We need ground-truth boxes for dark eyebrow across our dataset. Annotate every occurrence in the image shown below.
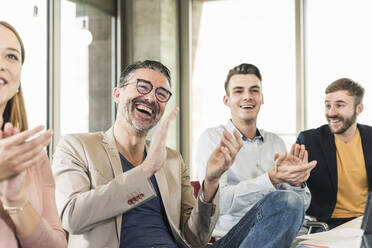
[137,78,150,83]
[137,78,171,91]
[325,100,347,104]
[232,86,244,90]
[250,85,261,90]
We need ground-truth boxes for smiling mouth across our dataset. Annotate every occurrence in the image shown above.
[329,119,341,123]
[240,105,254,109]
[135,104,153,116]
[327,116,344,126]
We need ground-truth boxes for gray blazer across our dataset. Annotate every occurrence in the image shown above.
[52,127,219,248]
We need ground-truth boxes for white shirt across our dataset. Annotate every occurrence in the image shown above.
[195,120,311,231]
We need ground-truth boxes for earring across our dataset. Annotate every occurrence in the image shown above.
[16,88,19,93]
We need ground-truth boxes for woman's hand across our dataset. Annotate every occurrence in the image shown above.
[0,119,53,205]
[0,123,25,207]
[0,117,53,181]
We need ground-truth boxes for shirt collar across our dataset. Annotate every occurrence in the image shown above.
[225,119,264,142]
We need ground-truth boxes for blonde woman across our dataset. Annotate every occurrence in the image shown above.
[0,21,67,247]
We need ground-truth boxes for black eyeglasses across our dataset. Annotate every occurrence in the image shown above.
[122,78,172,103]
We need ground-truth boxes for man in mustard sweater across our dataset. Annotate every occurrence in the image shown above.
[297,78,372,229]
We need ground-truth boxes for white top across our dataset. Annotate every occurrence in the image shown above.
[196,120,311,231]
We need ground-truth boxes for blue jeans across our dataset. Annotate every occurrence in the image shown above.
[209,190,304,248]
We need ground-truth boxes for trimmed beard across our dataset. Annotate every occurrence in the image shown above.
[123,97,161,135]
[327,108,357,135]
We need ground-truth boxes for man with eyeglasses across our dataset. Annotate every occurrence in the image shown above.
[52,60,276,248]
[196,63,317,246]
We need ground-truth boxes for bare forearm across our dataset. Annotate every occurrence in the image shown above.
[202,179,219,203]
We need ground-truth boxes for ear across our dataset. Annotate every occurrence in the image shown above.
[113,87,120,104]
[261,93,264,105]
[356,103,364,115]
[223,95,230,107]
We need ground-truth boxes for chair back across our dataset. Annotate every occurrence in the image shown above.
[190,181,201,198]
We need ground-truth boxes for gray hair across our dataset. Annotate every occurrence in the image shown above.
[119,60,171,87]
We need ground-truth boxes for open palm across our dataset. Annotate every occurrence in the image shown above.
[205,129,243,183]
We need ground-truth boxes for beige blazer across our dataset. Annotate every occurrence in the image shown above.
[52,127,219,248]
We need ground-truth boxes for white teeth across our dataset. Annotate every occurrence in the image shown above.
[329,119,341,124]
[241,105,253,109]
[136,105,153,114]
[0,79,5,85]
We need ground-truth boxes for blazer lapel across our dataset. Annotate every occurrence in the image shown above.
[144,142,170,213]
[152,148,180,229]
[321,126,338,193]
[358,124,372,190]
[102,127,123,241]
[155,168,170,212]
[155,164,183,233]
[102,127,123,177]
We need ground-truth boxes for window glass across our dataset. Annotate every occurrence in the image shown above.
[0,0,47,129]
[305,0,372,129]
[60,0,116,135]
[191,0,295,177]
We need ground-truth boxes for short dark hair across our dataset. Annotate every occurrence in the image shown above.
[119,60,171,87]
[224,63,262,95]
[326,78,365,105]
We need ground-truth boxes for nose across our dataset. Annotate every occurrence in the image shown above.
[327,104,337,116]
[143,88,157,102]
[242,90,252,101]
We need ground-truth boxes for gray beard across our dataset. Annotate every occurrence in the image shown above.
[124,106,157,137]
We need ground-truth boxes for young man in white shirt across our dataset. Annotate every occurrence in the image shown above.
[196,63,317,245]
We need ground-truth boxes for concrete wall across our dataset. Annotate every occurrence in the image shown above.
[129,0,180,151]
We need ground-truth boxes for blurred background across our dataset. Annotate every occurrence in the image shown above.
[2,0,371,179]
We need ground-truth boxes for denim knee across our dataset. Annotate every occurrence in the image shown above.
[266,190,304,215]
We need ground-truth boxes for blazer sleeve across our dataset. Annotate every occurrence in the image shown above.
[52,134,157,234]
[18,155,67,248]
[178,153,219,247]
[296,132,305,145]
